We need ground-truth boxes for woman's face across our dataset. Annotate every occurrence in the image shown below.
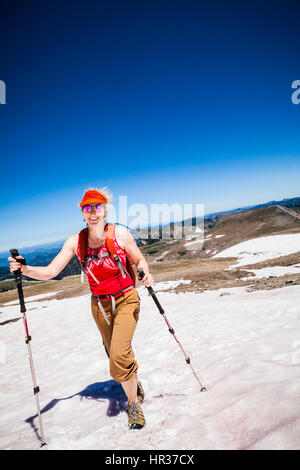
[82,204,106,226]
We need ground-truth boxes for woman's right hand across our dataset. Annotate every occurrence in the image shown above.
[8,256,26,274]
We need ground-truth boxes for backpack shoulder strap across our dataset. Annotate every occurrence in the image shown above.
[79,227,89,269]
[105,223,136,286]
[126,256,136,287]
[104,223,115,256]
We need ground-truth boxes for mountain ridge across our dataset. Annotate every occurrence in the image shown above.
[1,196,299,281]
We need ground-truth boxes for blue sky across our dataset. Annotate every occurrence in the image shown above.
[0,0,300,251]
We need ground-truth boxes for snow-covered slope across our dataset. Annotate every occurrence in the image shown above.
[1,281,300,450]
[213,233,300,267]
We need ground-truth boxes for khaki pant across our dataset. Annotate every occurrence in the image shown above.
[91,288,140,383]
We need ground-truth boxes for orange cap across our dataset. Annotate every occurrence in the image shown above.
[79,190,108,207]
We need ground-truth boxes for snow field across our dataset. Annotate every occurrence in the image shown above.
[0,282,300,450]
[213,233,300,267]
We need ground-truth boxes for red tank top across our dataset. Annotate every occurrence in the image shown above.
[77,225,134,297]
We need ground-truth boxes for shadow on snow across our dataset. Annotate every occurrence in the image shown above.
[25,379,127,444]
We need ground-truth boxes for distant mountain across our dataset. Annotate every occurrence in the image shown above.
[140,204,300,262]
[0,240,66,280]
[204,196,300,219]
[0,252,81,281]
[1,197,299,280]
[199,204,300,259]
[0,240,65,268]
[137,197,300,245]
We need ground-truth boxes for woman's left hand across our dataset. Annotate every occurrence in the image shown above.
[141,271,154,287]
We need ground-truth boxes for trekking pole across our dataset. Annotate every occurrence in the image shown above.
[137,268,206,392]
[9,249,47,447]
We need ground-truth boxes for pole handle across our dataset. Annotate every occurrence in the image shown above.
[9,248,26,264]
[137,267,155,294]
[9,248,22,278]
[137,267,145,280]
[10,248,20,258]
[9,248,26,309]
[9,248,26,277]
[137,268,164,313]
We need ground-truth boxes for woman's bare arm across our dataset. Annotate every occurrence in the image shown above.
[8,234,79,281]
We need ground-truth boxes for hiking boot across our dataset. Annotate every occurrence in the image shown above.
[137,381,145,404]
[127,400,145,430]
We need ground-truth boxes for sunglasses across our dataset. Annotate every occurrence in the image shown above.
[82,204,104,212]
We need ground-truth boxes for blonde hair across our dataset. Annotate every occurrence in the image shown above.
[92,186,112,208]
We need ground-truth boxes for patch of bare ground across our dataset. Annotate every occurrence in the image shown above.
[0,317,21,326]
[145,257,253,293]
[1,251,300,311]
[0,275,90,308]
[146,252,300,294]
[243,274,300,292]
[237,251,300,270]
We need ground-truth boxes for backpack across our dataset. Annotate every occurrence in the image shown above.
[79,223,136,286]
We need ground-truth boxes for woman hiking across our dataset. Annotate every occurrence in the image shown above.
[8,188,153,430]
